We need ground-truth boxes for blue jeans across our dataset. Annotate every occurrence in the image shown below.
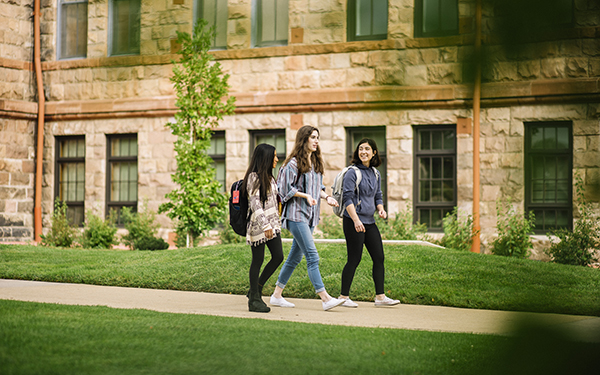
[276,220,325,293]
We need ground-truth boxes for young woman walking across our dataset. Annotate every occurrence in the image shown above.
[338,138,400,307]
[270,125,344,311]
[241,143,284,313]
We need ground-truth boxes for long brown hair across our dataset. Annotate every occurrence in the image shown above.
[282,125,324,175]
[241,143,276,205]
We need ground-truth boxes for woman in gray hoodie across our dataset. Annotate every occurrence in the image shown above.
[339,138,400,308]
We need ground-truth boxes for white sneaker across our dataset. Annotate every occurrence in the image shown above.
[375,296,400,306]
[340,298,358,308]
[270,295,295,308]
[322,298,345,311]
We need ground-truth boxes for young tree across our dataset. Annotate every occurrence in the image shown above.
[159,20,236,246]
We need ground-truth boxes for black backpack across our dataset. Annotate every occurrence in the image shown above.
[229,179,250,236]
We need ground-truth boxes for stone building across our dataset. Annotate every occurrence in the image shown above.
[1,0,599,255]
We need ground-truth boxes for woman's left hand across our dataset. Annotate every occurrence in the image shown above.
[265,228,274,239]
[378,209,387,219]
[326,196,339,207]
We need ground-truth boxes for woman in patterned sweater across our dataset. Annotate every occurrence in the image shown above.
[241,143,284,313]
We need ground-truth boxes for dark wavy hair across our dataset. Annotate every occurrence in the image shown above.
[241,143,277,205]
[351,138,382,168]
[282,125,324,175]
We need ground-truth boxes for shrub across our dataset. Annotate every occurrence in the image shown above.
[80,211,117,249]
[547,174,599,267]
[490,199,535,258]
[440,207,477,252]
[121,204,160,250]
[378,202,427,240]
[134,236,170,251]
[317,215,344,239]
[40,199,78,248]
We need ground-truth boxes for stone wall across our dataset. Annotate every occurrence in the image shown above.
[0,117,36,241]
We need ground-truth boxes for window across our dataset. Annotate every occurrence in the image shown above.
[346,127,387,207]
[525,122,572,233]
[414,126,456,231]
[195,0,228,49]
[109,0,141,56]
[414,0,458,38]
[209,131,226,192]
[55,136,85,226]
[58,0,88,59]
[107,135,138,225]
[250,130,286,177]
[347,0,388,42]
[253,0,288,47]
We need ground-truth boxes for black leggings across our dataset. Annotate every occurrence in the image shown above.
[341,216,385,296]
[250,234,284,293]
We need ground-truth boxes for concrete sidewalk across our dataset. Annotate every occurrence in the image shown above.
[1,279,599,342]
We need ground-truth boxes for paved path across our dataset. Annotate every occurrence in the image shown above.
[1,279,599,342]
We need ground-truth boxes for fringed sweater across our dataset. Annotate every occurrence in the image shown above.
[246,173,282,246]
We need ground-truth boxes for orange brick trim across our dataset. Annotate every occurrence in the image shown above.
[0,57,33,71]
[0,99,38,120]
[40,80,600,121]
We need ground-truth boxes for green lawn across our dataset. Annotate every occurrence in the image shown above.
[3,299,598,375]
[1,243,599,316]
[1,243,599,374]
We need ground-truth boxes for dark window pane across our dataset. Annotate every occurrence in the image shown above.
[423,0,440,34]
[372,0,388,35]
[431,181,442,201]
[420,180,430,202]
[443,157,453,179]
[532,181,544,203]
[420,131,430,150]
[532,156,544,179]
[443,130,454,150]
[556,210,569,228]
[440,0,458,31]
[443,180,453,202]
[432,157,442,178]
[419,158,430,179]
[419,209,430,227]
[357,0,372,36]
[531,127,543,149]
[556,181,569,202]
[556,127,569,149]
[544,181,556,202]
[431,131,442,149]
[543,127,556,149]
[544,157,556,179]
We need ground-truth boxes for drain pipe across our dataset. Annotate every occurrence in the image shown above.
[33,0,45,242]
[471,0,482,253]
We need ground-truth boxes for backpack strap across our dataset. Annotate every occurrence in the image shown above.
[350,166,363,207]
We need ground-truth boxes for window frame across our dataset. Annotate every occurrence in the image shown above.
[108,0,141,56]
[413,125,457,232]
[57,0,89,60]
[106,134,138,226]
[209,131,226,192]
[252,0,289,48]
[346,126,387,208]
[414,0,459,38]
[54,135,86,227]
[524,121,573,233]
[347,0,388,42]
[194,0,228,50]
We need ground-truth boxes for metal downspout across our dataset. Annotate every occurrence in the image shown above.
[33,0,45,242]
[471,0,482,253]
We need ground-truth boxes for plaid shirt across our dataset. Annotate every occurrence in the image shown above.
[277,157,325,229]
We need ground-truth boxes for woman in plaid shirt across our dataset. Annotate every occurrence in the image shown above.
[269,125,345,311]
